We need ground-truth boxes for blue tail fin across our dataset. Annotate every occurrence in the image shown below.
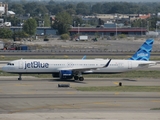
[129,38,154,61]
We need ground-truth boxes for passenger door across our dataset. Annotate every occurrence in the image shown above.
[19,60,23,69]
[128,61,132,69]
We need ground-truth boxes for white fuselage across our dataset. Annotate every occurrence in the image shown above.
[86,59,155,74]
[2,59,156,74]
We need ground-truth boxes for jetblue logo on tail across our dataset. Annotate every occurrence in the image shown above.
[129,38,154,61]
[137,53,148,57]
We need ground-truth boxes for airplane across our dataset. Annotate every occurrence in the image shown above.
[2,38,156,81]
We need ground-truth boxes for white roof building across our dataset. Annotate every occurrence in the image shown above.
[7,11,15,16]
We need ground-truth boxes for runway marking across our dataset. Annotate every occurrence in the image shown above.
[15,84,33,86]
[114,92,119,95]
[65,92,75,94]
[8,100,122,113]
[113,82,119,85]
[152,100,160,103]
[93,101,121,107]
[21,92,36,94]
[9,103,80,113]
[94,102,107,104]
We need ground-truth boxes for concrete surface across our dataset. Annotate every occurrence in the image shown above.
[0,77,160,120]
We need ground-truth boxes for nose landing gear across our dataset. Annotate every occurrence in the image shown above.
[18,74,22,80]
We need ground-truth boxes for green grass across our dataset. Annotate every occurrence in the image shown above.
[74,86,160,92]
[150,108,160,110]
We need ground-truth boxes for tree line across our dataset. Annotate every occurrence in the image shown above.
[1,1,160,38]
[6,1,160,16]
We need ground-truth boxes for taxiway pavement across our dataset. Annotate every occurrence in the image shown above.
[0,77,160,120]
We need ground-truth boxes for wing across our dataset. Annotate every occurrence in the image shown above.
[57,59,111,72]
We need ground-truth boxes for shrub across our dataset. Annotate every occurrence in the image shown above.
[118,34,127,38]
[0,28,13,38]
[60,34,70,40]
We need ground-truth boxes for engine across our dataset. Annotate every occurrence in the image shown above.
[59,70,73,79]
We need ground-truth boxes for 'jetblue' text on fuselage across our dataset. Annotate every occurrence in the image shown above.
[25,61,49,69]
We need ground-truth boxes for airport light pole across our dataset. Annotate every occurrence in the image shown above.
[141,21,142,36]
[156,23,158,37]
[74,21,75,27]
[115,23,117,40]
[147,21,149,32]
[78,24,79,35]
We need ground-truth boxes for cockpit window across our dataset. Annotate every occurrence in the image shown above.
[7,63,14,66]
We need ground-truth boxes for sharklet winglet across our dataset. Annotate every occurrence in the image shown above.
[103,59,111,67]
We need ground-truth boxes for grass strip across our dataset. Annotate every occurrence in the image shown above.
[74,86,160,92]
[150,108,160,110]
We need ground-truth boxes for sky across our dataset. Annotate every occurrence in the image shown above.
[55,0,160,2]
[10,0,160,2]
[87,0,158,1]
[69,0,160,2]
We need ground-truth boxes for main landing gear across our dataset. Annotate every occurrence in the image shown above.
[74,75,84,81]
[18,74,22,80]
[74,72,84,81]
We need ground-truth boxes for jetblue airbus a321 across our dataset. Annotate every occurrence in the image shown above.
[2,38,156,81]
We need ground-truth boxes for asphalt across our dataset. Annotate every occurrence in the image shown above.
[0,77,160,120]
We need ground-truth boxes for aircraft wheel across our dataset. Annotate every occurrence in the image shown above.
[74,76,79,80]
[18,74,22,80]
[79,77,84,81]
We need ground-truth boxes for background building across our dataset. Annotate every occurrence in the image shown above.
[69,27,147,36]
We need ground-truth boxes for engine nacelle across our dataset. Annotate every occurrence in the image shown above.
[59,70,73,79]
